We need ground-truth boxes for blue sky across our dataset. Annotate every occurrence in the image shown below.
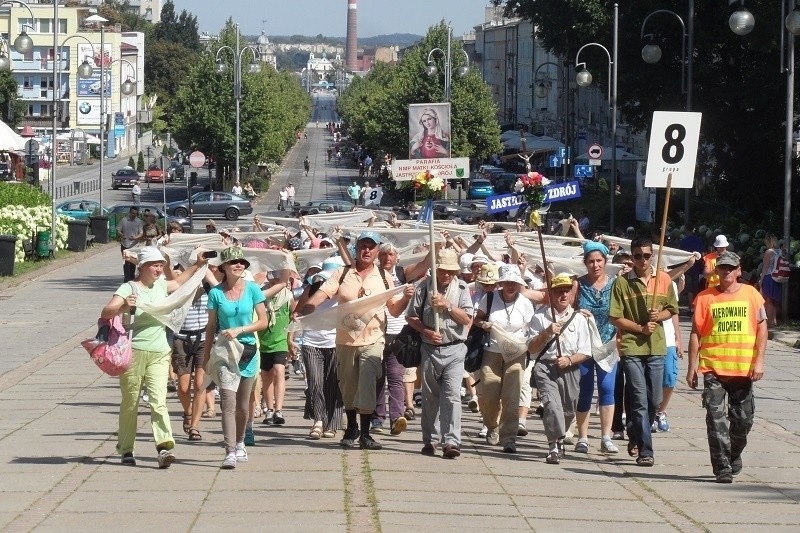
[172,0,490,38]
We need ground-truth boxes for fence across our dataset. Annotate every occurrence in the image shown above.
[40,177,102,201]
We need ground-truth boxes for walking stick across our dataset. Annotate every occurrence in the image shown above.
[536,224,563,359]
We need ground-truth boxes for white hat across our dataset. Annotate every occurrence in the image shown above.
[497,264,525,286]
[137,246,165,265]
[713,235,729,248]
[471,254,489,266]
[459,253,474,274]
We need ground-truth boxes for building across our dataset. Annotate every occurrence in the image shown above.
[2,3,144,161]
[82,0,162,23]
[256,30,277,70]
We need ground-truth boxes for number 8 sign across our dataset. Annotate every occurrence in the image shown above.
[645,111,702,189]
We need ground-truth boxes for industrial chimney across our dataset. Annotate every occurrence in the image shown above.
[346,0,357,70]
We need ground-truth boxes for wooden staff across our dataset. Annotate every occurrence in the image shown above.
[536,223,563,359]
[426,199,439,332]
[649,173,672,310]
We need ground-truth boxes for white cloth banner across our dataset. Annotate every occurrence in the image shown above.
[203,336,242,392]
[301,210,374,233]
[586,315,618,372]
[136,265,208,333]
[339,227,444,249]
[490,323,530,363]
[288,285,407,341]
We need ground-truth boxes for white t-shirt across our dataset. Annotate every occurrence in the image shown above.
[528,305,591,362]
[479,292,535,352]
[385,267,407,335]
[232,185,243,196]
[302,298,336,348]
[118,216,143,248]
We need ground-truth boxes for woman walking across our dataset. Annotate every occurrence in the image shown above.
[203,247,268,469]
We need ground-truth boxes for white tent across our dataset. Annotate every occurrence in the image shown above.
[575,146,645,161]
[502,134,565,153]
[0,120,26,151]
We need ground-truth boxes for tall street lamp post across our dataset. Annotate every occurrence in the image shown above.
[533,61,566,178]
[575,3,618,233]
[425,25,469,102]
[216,24,261,187]
[640,2,694,226]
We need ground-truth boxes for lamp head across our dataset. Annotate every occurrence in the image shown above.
[641,43,662,64]
[729,8,755,36]
[576,68,593,87]
[535,82,549,99]
[121,78,135,95]
[786,8,800,35]
[426,61,438,77]
[248,61,261,74]
[456,64,469,77]
[13,31,33,54]
[215,59,228,75]
[77,59,94,79]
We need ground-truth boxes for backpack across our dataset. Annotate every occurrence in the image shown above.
[771,249,791,284]
[81,282,137,376]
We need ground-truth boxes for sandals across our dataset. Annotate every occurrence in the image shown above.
[636,456,654,467]
[187,426,202,441]
[627,440,639,457]
[308,422,323,440]
[202,408,216,418]
[183,414,191,434]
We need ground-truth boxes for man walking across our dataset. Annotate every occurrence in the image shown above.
[348,181,361,206]
[609,237,678,467]
[118,207,143,282]
[303,157,310,176]
[286,183,296,207]
[687,251,766,483]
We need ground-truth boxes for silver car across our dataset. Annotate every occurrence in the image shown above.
[166,191,253,221]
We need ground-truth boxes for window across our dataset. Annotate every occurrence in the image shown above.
[18,18,33,33]
[39,19,51,34]
[23,76,31,89]
[26,105,34,116]
[59,20,68,34]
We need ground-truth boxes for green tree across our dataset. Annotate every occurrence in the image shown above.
[154,0,201,51]
[144,40,198,122]
[505,0,793,222]
[0,71,24,126]
[128,156,135,167]
[136,151,145,172]
[337,22,502,160]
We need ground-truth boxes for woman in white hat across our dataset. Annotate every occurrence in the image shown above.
[101,246,209,468]
[473,264,535,453]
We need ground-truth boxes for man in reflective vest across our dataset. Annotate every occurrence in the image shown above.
[687,251,767,484]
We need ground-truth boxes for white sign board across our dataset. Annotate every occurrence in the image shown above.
[589,159,601,166]
[645,111,702,188]
[390,157,470,182]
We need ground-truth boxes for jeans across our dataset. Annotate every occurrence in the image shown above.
[620,355,664,458]
[374,337,405,424]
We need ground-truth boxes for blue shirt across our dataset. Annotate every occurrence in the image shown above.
[208,280,266,377]
[577,276,616,344]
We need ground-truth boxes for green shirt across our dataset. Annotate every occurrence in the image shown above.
[257,297,290,353]
[115,278,170,353]
[609,269,678,357]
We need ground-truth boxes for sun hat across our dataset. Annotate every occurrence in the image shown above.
[583,241,609,258]
[497,264,525,285]
[471,253,489,266]
[713,235,730,248]
[357,231,382,244]
[549,273,574,290]
[459,252,474,274]
[219,246,250,268]
[287,237,304,251]
[137,246,165,265]
[436,248,461,271]
[476,263,500,284]
[716,251,740,268]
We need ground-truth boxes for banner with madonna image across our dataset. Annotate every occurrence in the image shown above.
[409,103,451,159]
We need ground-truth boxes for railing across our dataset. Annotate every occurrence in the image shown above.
[42,177,102,200]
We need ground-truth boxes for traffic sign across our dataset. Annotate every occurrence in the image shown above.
[24,139,39,154]
[549,155,562,168]
[588,143,603,159]
[574,164,592,178]
[645,111,702,188]
[189,150,206,168]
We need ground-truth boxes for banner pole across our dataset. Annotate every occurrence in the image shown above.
[650,172,673,310]
[427,198,440,332]
[536,222,563,358]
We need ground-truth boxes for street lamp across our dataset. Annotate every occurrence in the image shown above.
[640,2,694,225]
[729,1,756,35]
[0,0,36,71]
[533,61,567,176]
[215,23,261,186]
[425,25,469,102]
[575,3,618,232]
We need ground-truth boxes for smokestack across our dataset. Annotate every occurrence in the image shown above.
[346,0,357,70]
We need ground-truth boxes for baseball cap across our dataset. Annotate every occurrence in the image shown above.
[716,251,740,268]
[357,231,381,244]
[550,274,574,290]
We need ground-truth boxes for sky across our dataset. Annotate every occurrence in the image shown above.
[171,0,491,39]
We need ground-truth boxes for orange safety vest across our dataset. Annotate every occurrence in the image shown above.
[693,285,764,377]
[703,252,720,288]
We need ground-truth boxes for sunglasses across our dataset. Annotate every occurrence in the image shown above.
[632,253,653,261]
[228,259,248,266]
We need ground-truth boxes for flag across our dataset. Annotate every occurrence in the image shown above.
[415,199,433,229]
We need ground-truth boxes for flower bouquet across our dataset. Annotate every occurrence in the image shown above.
[516,172,550,227]
[412,170,446,199]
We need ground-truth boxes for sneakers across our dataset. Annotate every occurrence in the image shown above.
[413,390,422,407]
[563,431,574,445]
[221,453,236,469]
[517,423,528,437]
[235,443,248,462]
[442,444,461,459]
[656,412,670,432]
[460,386,467,399]
[121,452,136,466]
[340,428,359,448]
[370,420,385,434]
[478,425,488,438]
[141,388,149,404]
[272,411,286,425]
[244,427,255,446]
[262,410,273,425]
[390,417,407,435]
[486,428,500,446]
[157,449,175,469]
[601,438,619,454]
[467,396,479,413]
[403,407,416,420]
[715,470,733,483]
[557,439,566,458]
[546,447,560,464]
[502,441,517,454]
[359,434,382,450]
[611,431,626,440]
[731,456,743,476]
[574,438,589,453]
[651,421,658,433]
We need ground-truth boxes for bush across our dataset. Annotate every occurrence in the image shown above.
[136,152,145,172]
[0,182,52,208]
[128,156,135,168]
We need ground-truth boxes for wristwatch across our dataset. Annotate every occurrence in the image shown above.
[447,305,453,313]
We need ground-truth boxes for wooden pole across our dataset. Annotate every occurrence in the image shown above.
[536,224,563,358]
[649,173,673,310]
[427,199,440,332]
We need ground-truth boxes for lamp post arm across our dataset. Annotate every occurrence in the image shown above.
[575,43,612,105]
[640,10,688,94]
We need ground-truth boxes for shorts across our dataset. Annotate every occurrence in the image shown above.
[171,336,205,376]
[260,351,289,371]
[663,347,679,389]
[403,366,418,383]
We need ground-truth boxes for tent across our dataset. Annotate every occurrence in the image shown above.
[0,120,26,151]
[502,134,565,153]
[575,146,645,161]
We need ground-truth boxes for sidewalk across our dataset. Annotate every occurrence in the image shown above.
[0,240,798,532]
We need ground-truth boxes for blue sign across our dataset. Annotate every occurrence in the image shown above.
[486,193,527,214]
[558,146,571,163]
[114,112,125,137]
[574,164,593,179]
[549,155,562,168]
[545,180,582,203]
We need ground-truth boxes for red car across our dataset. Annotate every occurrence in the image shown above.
[145,164,169,183]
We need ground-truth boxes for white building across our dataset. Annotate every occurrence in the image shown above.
[82,0,162,22]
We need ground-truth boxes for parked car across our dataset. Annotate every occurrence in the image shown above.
[145,164,169,183]
[0,161,13,181]
[166,191,253,221]
[56,200,107,220]
[493,173,520,194]
[292,200,354,216]
[111,166,139,189]
[467,179,495,199]
[107,203,192,233]
[168,160,185,180]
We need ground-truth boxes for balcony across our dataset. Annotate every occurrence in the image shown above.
[20,116,69,130]
[12,58,70,73]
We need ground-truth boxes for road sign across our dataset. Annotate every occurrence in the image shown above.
[549,155,562,168]
[24,139,39,154]
[588,143,603,159]
[574,164,592,178]
[645,111,702,188]
[189,151,206,168]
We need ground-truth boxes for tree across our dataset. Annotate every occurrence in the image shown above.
[136,151,145,172]
[337,22,502,160]
[505,0,794,224]
[154,0,201,51]
[144,40,198,121]
[0,71,24,126]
